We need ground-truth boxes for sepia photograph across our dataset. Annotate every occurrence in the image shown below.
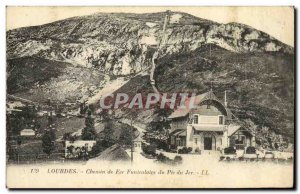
[5,6,295,189]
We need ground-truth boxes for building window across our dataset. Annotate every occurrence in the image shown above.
[235,136,245,145]
[207,100,211,109]
[194,138,198,144]
[179,139,186,147]
[233,135,246,150]
[193,115,199,124]
[219,116,224,125]
[189,117,193,124]
[171,136,175,144]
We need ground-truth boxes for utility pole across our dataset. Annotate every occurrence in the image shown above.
[130,115,134,164]
[130,86,140,164]
[130,87,138,164]
[17,149,19,165]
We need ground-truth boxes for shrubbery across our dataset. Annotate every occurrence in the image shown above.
[142,144,157,156]
[224,147,236,154]
[178,147,193,154]
[66,146,89,160]
[89,141,104,157]
[156,153,183,165]
[174,156,183,164]
[238,157,244,161]
[154,141,170,151]
[157,153,172,163]
[246,146,256,154]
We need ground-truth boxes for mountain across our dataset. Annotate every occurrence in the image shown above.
[7,12,293,76]
[114,44,294,139]
[7,57,106,103]
[6,11,294,140]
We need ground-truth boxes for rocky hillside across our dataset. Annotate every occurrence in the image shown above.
[114,44,294,139]
[156,45,294,138]
[7,12,293,76]
[6,11,294,140]
[7,57,106,103]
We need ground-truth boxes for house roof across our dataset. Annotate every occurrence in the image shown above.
[7,108,22,112]
[21,129,35,133]
[176,130,186,137]
[171,129,186,137]
[193,125,225,132]
[169,128,183,135]
[227,124,254,137]
[168,108,191,119]
[168,90,233,119]
[227,125,241,136]
[168,92,208,119]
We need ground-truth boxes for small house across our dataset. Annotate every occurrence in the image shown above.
[20,129,35,136]
[133,136,144,152]
[65,140,96,159]
[168,90,255,153]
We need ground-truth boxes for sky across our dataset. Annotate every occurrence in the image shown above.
[6,6,294,46]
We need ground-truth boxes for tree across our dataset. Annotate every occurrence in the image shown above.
[47,110,55,127]
[99,109,109,121]
[79,103,86,115]
[66,145,75,157]
[119,124,134,146]
[243,119,258,133]
[102,119,115,147]
[56,105,63,117]
[145,109,170,150]
[274,142,279,150]
[89,141,104,157]
[20,105,37,122]
[81,110,96,140]
[42,130,56,156]
[17,136,22,146]
[146,109,171,132]
[10,105,39,135]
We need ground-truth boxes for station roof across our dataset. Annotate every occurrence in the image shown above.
[168,90,232,119]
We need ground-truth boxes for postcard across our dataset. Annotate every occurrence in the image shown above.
[6,6,294,188]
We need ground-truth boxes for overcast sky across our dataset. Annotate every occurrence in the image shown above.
[6,6,294,46]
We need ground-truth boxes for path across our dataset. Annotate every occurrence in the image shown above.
[120,118,146,140]
[87,76,129,105]
[19,141,41,148]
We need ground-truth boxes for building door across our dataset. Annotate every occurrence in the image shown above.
[204,137,212,150]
